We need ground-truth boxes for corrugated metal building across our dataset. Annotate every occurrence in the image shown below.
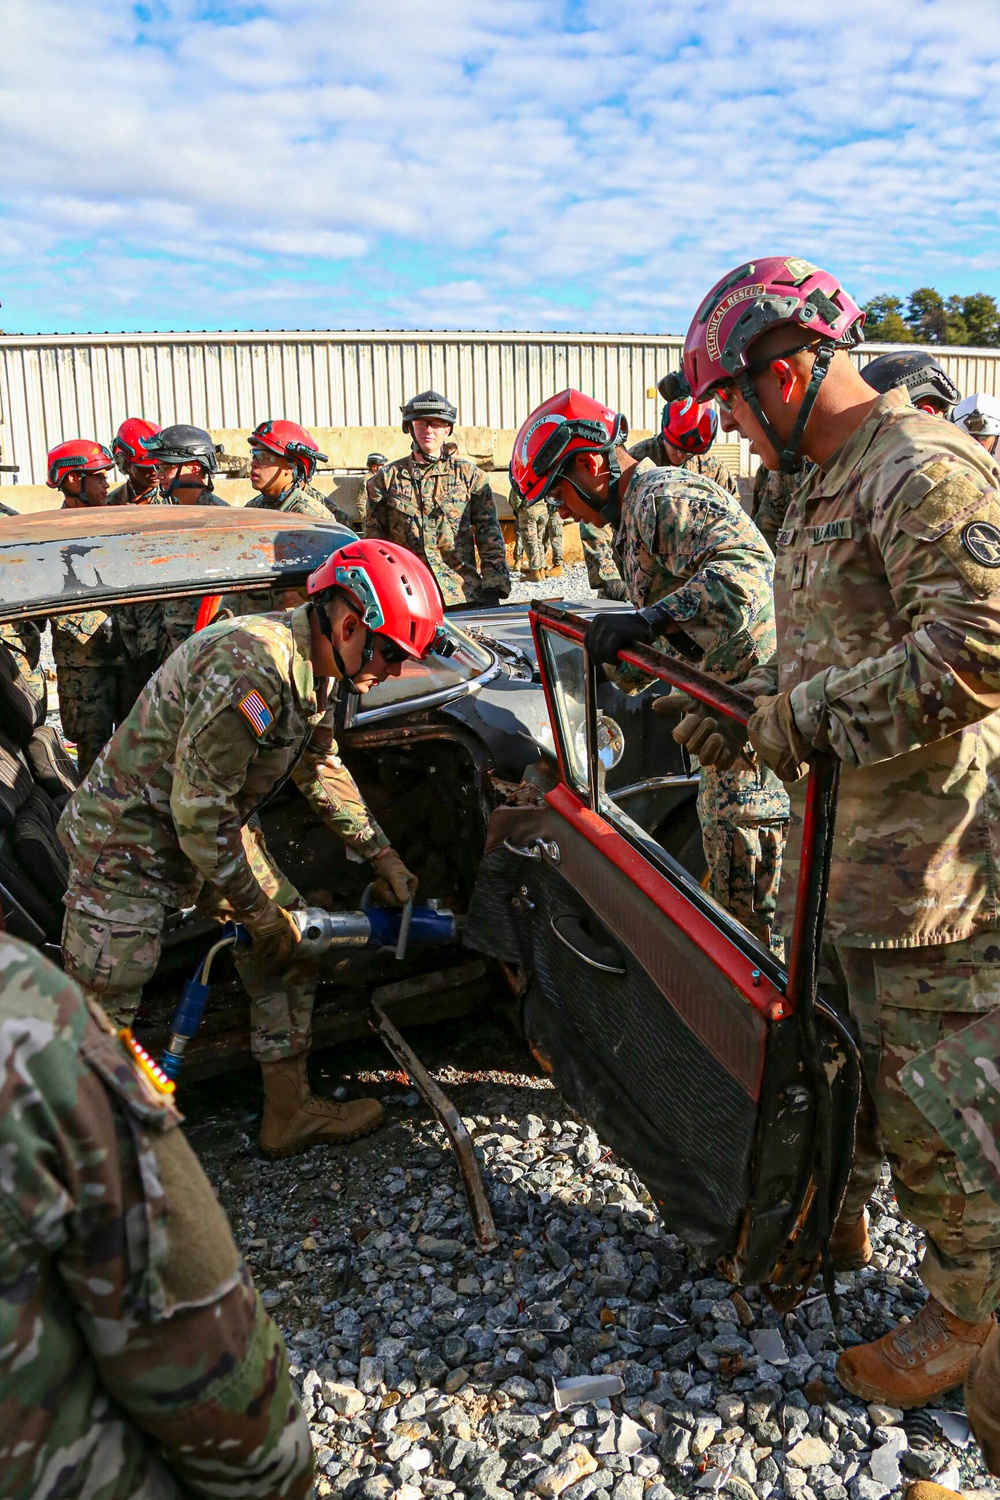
[2,329,999,487]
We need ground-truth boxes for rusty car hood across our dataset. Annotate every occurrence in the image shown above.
[0,506,354,622]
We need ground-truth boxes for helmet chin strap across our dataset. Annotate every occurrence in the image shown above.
[597,446,623,526]
[309,601,376,693]
[738,340,836,475]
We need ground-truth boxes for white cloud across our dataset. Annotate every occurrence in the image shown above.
[1,0,999,334]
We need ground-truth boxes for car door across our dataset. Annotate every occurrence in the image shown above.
[465,601,860,1294]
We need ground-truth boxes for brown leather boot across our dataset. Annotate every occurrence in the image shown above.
[905,1486,964,1500]
[260,1054,384,1158]
[545,565,563,578]
[525,569,545,583]
[829,1207,873,1271]
[836,1296,998,1408]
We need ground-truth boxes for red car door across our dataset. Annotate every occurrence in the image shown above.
[465,602,860,1296]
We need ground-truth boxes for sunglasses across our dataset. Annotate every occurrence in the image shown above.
[713,340,817,407]
[375,636,410,666]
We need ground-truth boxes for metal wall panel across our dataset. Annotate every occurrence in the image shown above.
[3,330,1000,486]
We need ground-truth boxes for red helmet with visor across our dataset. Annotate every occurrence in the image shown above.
[46,439,115,489]
[509,390,628,519]
[251,419,327,482]
[662,397,718,455]
[307,539,447,664]
[112,417,162,471]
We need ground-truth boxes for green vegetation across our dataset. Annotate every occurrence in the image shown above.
[863,289,1000,347]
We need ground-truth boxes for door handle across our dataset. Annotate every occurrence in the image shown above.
[549,914,626,974]
[503,837,561,864]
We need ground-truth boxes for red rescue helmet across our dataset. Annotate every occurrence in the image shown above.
[662,397,718,454]
[250,419,327,482]
[683,256,865,403]
[46,438,115,489]
[307,539,446,661]
[112,417,161,471]
[510,389,628,504]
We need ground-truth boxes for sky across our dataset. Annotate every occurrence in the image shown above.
[1,0,1000,335]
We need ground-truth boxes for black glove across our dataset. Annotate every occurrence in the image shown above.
[598,579,630,602]
[583,610,652,666]
[478,589,502,608]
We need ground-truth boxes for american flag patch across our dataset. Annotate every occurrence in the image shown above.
[237,688,273,735]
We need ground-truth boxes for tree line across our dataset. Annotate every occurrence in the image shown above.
[863,289,1000,347]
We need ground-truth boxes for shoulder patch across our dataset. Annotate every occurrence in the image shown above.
[237,687,274,736]
[962,520,1000,568]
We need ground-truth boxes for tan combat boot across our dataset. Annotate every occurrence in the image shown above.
[829,1207,873,1271]
[967,1318,1000,1473]
[836,1297,998,1408]
[260,1054,384,1158]
[546,565,563,578]
[905,1486,964,1500]
[525,568,545,583]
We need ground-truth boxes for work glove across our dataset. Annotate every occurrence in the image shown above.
[747,692,812,782]
[671,705,752,772]
[241,895,301,971]
[651,688,695,719]
[583,610,652,666]
[598,579,630,602]
[372,847,419,907]
[478,588,502,608]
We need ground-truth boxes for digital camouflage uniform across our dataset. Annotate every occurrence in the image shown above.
[544,507,564,568]
[764,387,1000,1323]
[0,932,313,1500]
[580,520,627,597]
[109,481,169,714]
[0,620,47,713]
[49,609,126,778]
[159,491,231,655]
[516,496,549,574]
[613,459,789,951]
[750,461,810,554]
[627,431,742,499]
[59,606,390,1062]
[365,444,510,606]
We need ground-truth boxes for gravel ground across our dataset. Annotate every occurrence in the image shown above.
[179,1009,999,1500]
[506,560,598,608]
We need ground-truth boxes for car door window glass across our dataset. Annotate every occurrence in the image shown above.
[539,631,590,795]
[356,622,494,713]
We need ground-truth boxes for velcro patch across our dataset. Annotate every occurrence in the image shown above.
[237,688,274,736]
[962,520,1000,568]
[775,527,796,549]
[806,519,852,545]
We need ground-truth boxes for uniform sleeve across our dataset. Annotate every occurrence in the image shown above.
[790,458,1000,766]
[170,699,270,914]
[0,956,312,1500]
[642,485,774,658]
[364,468,391,539]
[468,470,511,596]
[291,711,391,859]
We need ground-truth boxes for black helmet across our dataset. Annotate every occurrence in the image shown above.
[400,390,457,434]
[366,452,387,467]
[141,423,219,472]
[861,352,960,413]
[656,370,691,403]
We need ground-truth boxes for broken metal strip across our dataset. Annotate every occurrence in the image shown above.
[369,1001,500,1253]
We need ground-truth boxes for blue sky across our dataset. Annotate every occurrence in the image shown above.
[2,0,999,336]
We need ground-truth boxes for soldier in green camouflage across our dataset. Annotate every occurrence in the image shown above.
[681,255,1000,1407]
[59,539,440,1158]
[0,931,313,1500]
[515,494,549,581]
[543,506,564,575]
[358,452,387,534]
[628,398,742,500]
[509,389,788,951]
[366,391,511,607]
[580,518,629,599]
[44,439,128,775]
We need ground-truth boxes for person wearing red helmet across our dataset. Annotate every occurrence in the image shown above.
[108,417,162,505]
[510,389,788,951]
[45,439,129,774]
[59,539,442,1157]
[680,256,1000,1407]
[628,395,741,500]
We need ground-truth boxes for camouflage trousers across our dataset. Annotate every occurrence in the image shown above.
[580,521,623,593]
[55,664,120,778]
[544,510,564,566]
[62,825,316,1063]
[833,930,1000,1323]
[517,499,548,573]
[698,764,787,956]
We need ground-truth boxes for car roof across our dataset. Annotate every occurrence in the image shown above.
[0,506,354,622]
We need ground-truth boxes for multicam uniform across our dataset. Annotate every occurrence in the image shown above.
[750,461,808,554]
[627,431,742,499]
[59,606,390,1062]
[366,444,510,606]
[0,933,313,1500]
[766,387,1000,1323]
[613,459,789,950]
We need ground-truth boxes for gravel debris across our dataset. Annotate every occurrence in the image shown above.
[179,998,998,1500]
[506,560,599,608]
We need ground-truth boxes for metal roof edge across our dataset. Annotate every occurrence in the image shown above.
[0,328,689,349]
